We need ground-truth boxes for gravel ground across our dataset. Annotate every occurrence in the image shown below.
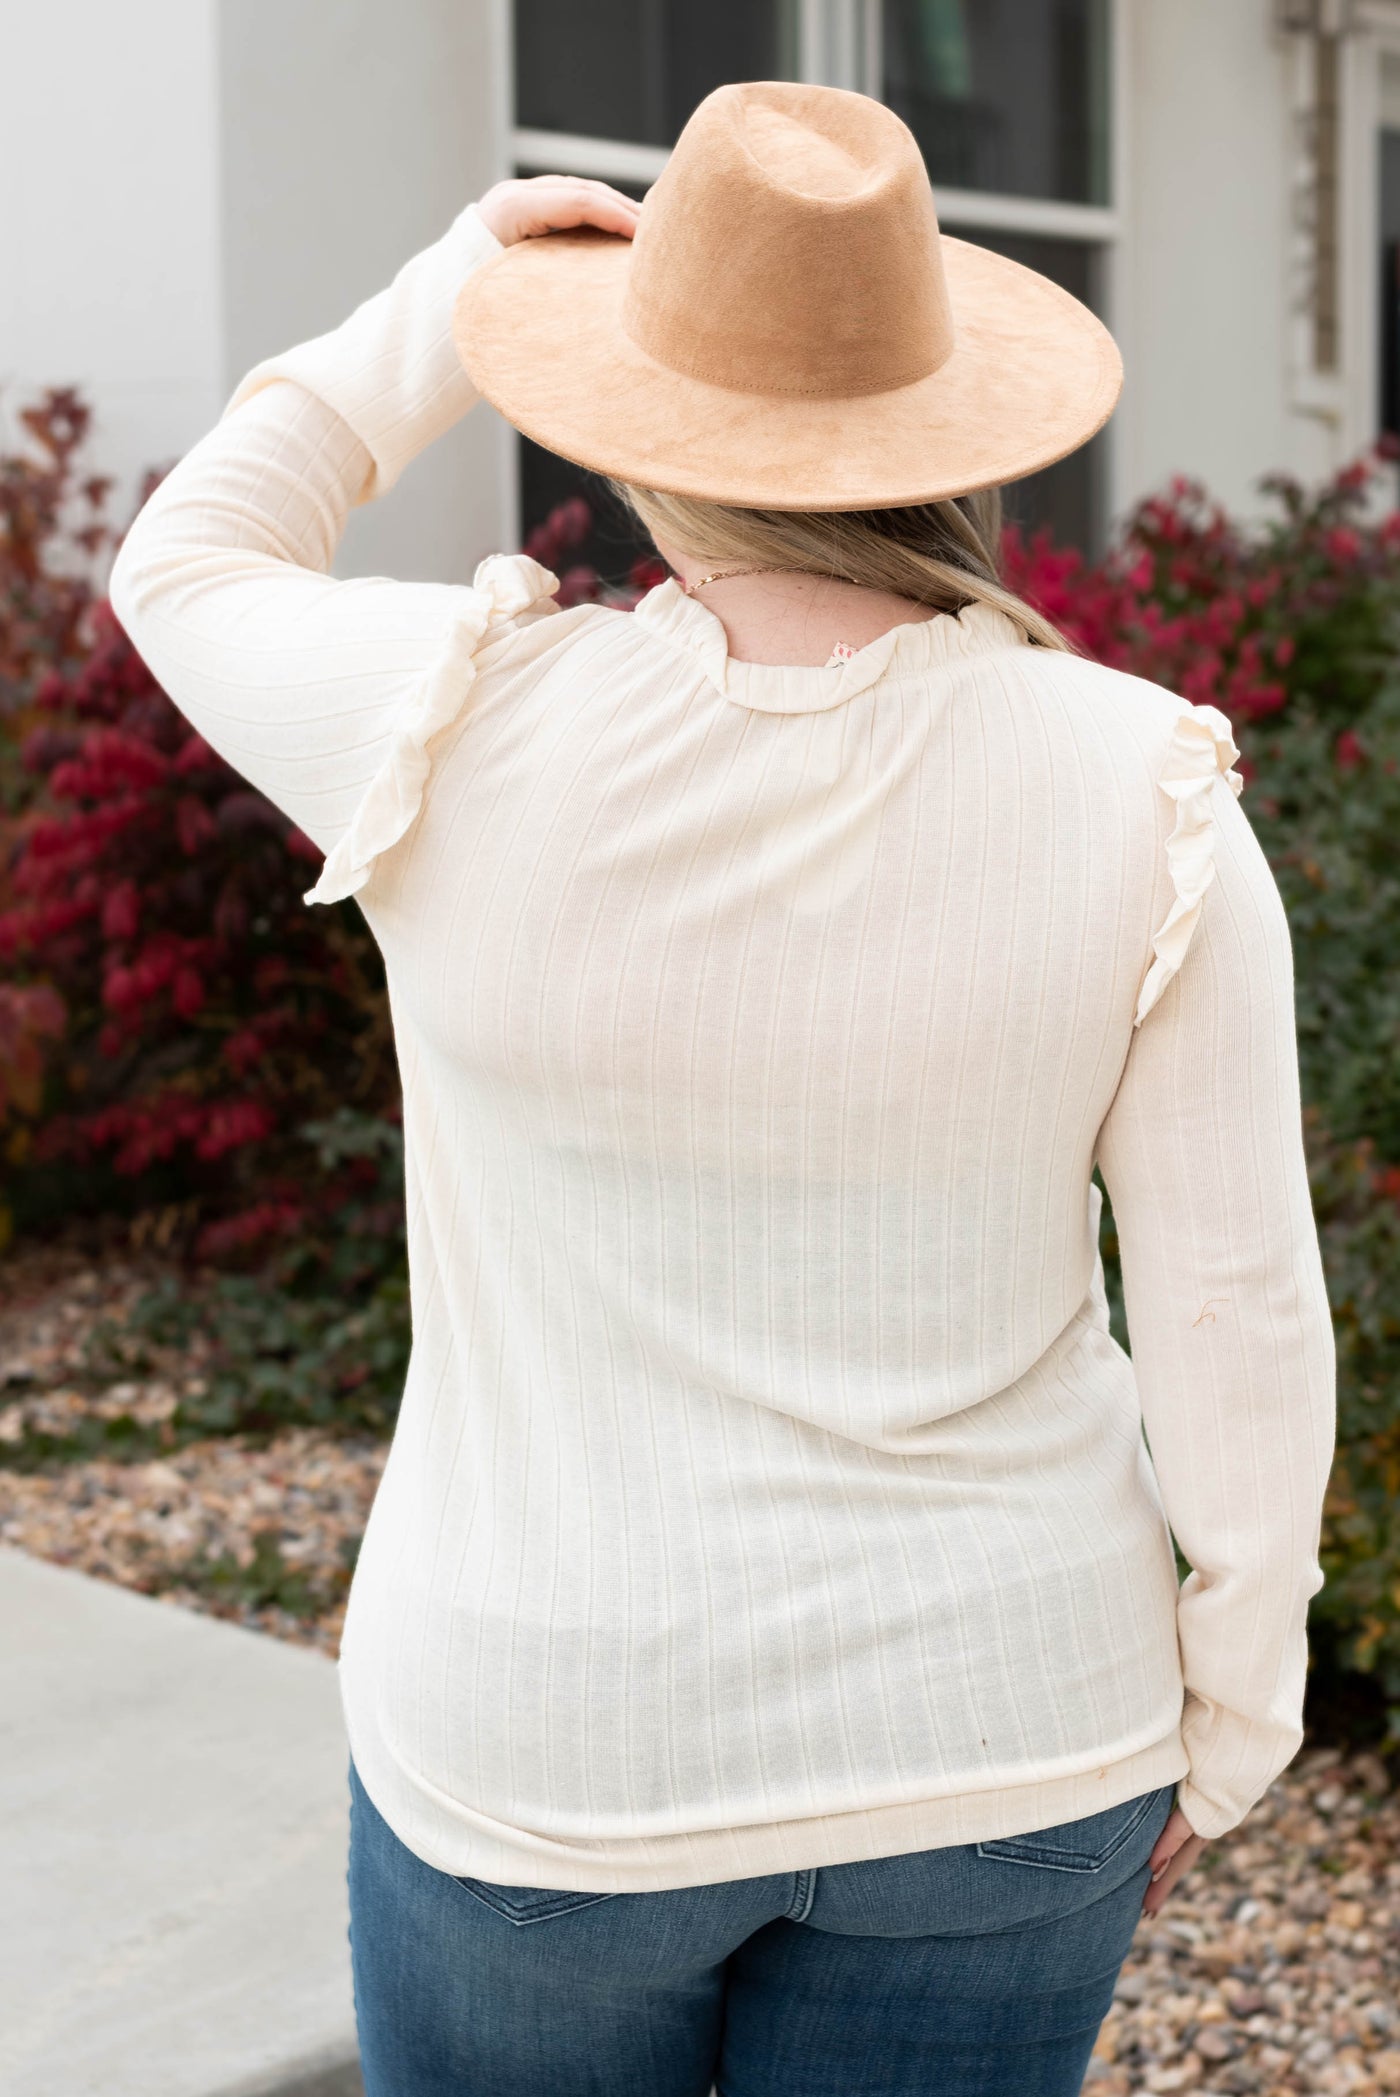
[3,1241,1398,2092]
[1088,1753,1399,2095]
[0,1240,384,1652]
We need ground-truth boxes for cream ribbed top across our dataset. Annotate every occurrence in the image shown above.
[109,202,1335,1894]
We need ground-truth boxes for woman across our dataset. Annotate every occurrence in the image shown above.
[111,81,1334,2097]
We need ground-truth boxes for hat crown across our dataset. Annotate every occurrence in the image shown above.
[621,82,955,401]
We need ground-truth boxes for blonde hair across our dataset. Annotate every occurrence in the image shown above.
[610,481,1073,654]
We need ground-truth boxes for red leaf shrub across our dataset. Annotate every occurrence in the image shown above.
[0,397,397,1247]
[522,491,667,605]
[0,390,110,733]
[1002,463,1397,733]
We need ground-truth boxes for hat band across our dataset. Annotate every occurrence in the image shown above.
[619,298,956,401]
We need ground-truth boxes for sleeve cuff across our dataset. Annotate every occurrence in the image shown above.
[1175,1780,1243,1842]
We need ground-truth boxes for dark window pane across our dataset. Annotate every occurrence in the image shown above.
[511,166,651,200]
[942,226,1105,550]
[516,0,798,147]
[884,0,1110,204]
[519,438,655,588]
[1380,130,1400,437]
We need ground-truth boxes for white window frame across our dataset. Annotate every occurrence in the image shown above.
[502,0,1129,537]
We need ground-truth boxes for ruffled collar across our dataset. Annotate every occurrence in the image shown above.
[629,578,1026,715]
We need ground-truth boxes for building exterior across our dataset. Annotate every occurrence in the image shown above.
[2,0,1397,583]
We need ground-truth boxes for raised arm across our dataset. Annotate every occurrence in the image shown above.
[1095,736,1336,1842]
[107,202,511,868]
[107,177,640,897]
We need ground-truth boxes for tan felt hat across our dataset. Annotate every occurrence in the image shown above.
[453,80,1123,513]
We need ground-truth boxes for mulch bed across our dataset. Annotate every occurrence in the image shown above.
[3,1240,1397,2094]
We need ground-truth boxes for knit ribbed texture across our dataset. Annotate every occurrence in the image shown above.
[108,203,1336,1894]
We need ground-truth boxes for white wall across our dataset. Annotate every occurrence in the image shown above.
[217,0,512,581]
[0,0,224,529]
[0,0,511,582]
[1118,0,1338,521]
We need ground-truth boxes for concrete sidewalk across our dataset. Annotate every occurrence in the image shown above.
[0,1547,362,2097]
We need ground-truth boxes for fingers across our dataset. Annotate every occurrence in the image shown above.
[552,177,643,237]
[1141,1836,1204,1916]
[564,193,642,236]
[1146,1804,1196,1879]
[1141,1806,1204,1918]
[1141,1816,1208,1918]
[568,177,645,220]
[475,174,643,247]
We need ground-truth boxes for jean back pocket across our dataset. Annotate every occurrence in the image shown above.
[452,1876,619,1925]
[975,1783,1173,1874]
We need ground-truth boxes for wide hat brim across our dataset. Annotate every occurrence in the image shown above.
[453,228,1123,513]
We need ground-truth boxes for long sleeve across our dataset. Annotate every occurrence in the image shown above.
[1094,749,1336,1841]
[107,201,512,875]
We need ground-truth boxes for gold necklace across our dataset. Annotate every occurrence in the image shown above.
[679,566,788,596]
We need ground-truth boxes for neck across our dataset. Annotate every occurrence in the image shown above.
[662,553,935,670]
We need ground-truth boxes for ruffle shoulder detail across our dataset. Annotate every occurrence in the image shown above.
[1133,700,1244,1027]
[303,554,558,906]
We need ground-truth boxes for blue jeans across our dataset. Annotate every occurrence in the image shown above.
[348,1758,1175,2097]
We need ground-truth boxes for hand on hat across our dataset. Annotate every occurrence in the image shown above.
[476,175,641,248]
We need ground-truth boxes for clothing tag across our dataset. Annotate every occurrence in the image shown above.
[824,641,857,668]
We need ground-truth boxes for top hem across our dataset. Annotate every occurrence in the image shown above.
[340,1682,1190,1895]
